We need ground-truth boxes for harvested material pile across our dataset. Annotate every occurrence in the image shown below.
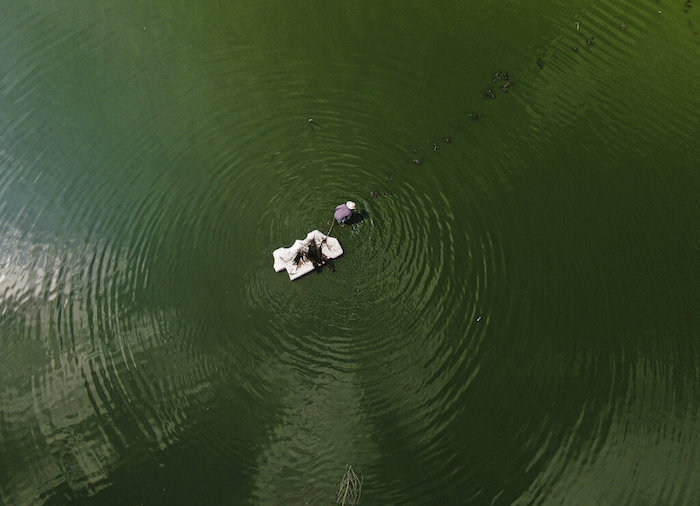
[272,230,343,280]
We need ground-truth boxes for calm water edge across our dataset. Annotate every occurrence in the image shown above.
[1,1,699,504]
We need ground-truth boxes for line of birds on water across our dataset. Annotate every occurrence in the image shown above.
[372,24,604,197]
[404,24,605,172]
[402,69,513,174]
[357,70,513,200]
[310,11,697,202]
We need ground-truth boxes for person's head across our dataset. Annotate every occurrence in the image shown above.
[346,201,356,210]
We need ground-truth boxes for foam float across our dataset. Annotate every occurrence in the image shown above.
[272,230,343,280]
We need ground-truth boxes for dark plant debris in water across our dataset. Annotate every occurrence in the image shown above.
[402,69,516,168]
[407,68,515,166]
[684,1,699,35]
[391,12,693,174]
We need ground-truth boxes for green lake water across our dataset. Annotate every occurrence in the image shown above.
[1,1,699,504]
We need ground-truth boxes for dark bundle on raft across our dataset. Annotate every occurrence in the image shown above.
[291,239,335,273]
[308,241,326,269]
[308,240,335,272]
[307,241,323,267]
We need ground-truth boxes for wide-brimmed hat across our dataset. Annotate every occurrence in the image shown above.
[346,201,356,210]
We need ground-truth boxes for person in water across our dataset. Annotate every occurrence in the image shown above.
[334,201,356,224]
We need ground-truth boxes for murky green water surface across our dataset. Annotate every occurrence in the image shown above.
[1,1,699,504]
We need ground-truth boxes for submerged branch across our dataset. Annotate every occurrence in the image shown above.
[336,465,362,505]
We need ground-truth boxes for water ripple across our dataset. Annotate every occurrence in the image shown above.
[2,1,699,504]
